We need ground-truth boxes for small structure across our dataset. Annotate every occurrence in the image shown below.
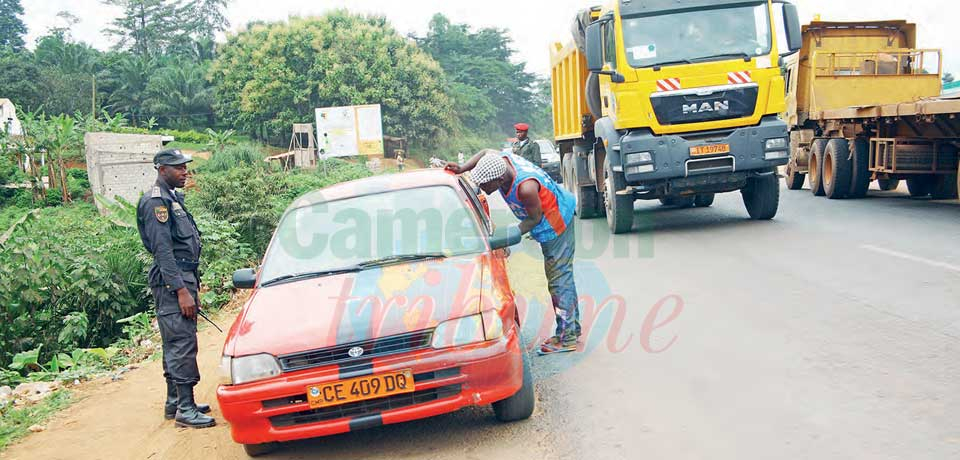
[0,98,23,137]
[289,123,318,168]
[383,136,407,159]
[84,132,164,214]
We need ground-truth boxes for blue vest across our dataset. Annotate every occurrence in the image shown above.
[500,152,576,243]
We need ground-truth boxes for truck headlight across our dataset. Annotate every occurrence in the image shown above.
[625,152,653,164]
[765,138,788,151]
[224,353,282,385]
[431,311,503,349]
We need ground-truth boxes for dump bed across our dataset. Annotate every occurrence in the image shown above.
[550,40,592,141]
[795,20,942,118]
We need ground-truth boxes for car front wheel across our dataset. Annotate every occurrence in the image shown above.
[492,344,535,422]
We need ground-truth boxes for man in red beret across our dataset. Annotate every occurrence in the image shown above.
[512,122,541,166]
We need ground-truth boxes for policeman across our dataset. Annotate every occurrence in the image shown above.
[136,149,215,429]
[512,122,541,166]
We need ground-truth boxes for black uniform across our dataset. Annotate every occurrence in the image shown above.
[136,178,203,386]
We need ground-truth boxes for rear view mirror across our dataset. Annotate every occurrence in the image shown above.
[782,3,802,53]
[489,226,522,250]
[233,268,257,289]
[585,22,604,72]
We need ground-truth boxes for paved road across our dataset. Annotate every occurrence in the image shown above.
[9,182,958,460]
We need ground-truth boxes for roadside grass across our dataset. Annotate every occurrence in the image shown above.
[0,390,73,450]
[166,141,210,152]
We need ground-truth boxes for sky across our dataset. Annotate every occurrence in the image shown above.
[21,0,960,76]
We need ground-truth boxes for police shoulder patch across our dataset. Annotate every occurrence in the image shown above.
[151,186,161,198]
[154,206,169,223]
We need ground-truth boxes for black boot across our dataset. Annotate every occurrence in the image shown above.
[165,380,211,420]
[174,384,216,429]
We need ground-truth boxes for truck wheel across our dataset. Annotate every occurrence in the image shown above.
[931,145,959,199]
[848,138,871,198]
[878,178,900,191]
[492,347,535,422]
[694,193,715,207]
[784,164,805,190]
[808,139,828,196]
[907,177,933,197]
[603,157,634,234]
[244,442,280,457]
[823,138,852,199]
[575,185,601,219]
[742,173,780,220]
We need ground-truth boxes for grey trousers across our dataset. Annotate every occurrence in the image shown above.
[152,285,201,386]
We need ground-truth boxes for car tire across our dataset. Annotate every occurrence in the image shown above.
[823,138,852,199]
[244,442,280,457]
[809,139,828,197]
[878,178,900,191]
[848,137,871,198]
[742,173,780,220]
[492,347,535,422]
[694,193,715,207]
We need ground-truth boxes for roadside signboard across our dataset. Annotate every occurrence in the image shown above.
[315,104,384,157]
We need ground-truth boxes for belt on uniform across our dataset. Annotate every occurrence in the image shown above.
[176,260,200,271]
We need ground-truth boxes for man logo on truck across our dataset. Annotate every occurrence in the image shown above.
[683,100,730,115]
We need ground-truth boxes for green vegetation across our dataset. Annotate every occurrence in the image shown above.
[0,390,72,450]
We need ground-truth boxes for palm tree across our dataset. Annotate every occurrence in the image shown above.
[104,55,154,126]
[143,61,214,129]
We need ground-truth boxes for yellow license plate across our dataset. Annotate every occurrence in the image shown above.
[690,144,731,156]
[306,370,414,409]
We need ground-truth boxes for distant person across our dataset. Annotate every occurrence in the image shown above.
[136,150,215,429]
[512,123,541,166]
[397,151,405,171]
[446,150,580,354]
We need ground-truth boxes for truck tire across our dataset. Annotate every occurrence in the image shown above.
[659,196,694,208]
[603,157,634,234]
[823,138,852,199]
[808,139,828,196]
[931,145,959,199]
[784,164,805,190]
[575,185,602,218]
[742,173,780,220]
[907,177,933,197]
[878,178,900,191]
[848,138,871,198]
[694,193,715,207]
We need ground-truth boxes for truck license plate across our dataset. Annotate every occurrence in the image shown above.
[690,144,731,156]
[306,370,414,409]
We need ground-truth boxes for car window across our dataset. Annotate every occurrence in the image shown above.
[260,186,485,283]
[458,177,491,234]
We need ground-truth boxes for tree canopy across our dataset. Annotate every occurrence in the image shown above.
[0,0,27,52]
[210,11,456,146]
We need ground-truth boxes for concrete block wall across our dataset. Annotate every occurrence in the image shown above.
[84,132,164,213]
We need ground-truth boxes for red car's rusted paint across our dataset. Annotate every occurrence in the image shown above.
[217,170,521,446]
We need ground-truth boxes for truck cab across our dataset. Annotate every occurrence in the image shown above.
[552,0,802,233]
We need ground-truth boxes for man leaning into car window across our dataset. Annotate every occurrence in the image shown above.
[446,150,580,354]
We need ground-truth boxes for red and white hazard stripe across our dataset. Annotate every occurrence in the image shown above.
[728,71,753,84]
[656,78,682,92]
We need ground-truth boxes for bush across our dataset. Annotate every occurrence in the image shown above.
[202,143,267,173]
[194,210,254,308]
[116,126,210,145]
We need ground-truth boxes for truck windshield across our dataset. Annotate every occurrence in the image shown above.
[622,3,771,68]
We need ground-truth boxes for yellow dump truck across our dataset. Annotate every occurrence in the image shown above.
[551,0,802,233]
[783,20,960,199]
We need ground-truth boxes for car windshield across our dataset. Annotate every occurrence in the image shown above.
[259,186,486,285]
[622,3,771,68]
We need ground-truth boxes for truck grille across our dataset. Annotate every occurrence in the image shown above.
[278,330,434,372]
[269,383,462,428]
[651,84,758,125]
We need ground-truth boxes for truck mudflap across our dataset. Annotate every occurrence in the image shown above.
[617,115,789,184]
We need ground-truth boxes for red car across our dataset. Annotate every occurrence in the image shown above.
[218,170,533,456]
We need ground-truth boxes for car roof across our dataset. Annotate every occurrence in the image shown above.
[291,168,464,208]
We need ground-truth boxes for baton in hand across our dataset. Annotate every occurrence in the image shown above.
[197,309,224,333]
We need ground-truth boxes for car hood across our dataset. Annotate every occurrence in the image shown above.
[225,254,492,358]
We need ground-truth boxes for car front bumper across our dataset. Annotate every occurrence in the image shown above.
[216,327,523,445]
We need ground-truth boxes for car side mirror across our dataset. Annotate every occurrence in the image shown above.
[585,22,604,72]
[233,268,257,289]
[489,226,522,250]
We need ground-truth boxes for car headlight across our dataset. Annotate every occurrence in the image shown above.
[625,152,653,164]
[222,353,282,385]
[765,138,788,150]
[431,311,503,349]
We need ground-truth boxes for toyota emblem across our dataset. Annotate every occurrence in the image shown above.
[348,346,365,358]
